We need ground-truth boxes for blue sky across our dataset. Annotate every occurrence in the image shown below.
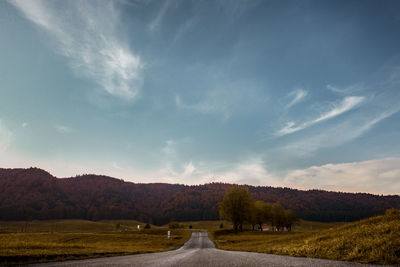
[1,0,400,194]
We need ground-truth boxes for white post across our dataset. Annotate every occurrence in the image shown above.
[167,230,170,239]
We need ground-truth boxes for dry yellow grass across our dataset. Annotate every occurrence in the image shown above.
[0,221,190,265]
[210,209,400,265]
[291,219,346,232]
[0,219,156,233]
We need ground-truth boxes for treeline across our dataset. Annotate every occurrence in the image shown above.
[0,167,399,225]
[220,187,297,232]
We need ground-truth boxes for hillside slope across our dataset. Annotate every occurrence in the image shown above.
[212,209,400,265]
[0,167,399,225]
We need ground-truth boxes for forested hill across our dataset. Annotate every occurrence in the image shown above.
[1,167,399,225]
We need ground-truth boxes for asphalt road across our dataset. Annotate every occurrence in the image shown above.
[31,231,384,267]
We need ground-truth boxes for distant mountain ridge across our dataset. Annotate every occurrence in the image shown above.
[0,167,399,225]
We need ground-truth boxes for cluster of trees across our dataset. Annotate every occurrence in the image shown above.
[251,200,297,231]
[219,187,298,232]
[1,168,399,224]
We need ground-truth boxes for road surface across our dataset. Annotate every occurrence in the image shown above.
[31,231,383,267]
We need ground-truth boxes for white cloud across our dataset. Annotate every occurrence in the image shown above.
[182,161,196,177]
[148,0,171,31]
[150,160,199,184]
[54,125,73,134]
[283,158,400,195]
[313,96,365,123]
[284,107,400,154]
[286,89,307,108]
[0,120,13,152]
[22,122,29,128]
[277,96,365,136]
[2,149,399,195]
[9,0,143,100]
[214,159,280,186]
[154,157,281,186]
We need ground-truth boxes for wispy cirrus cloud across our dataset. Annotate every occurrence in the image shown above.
[286,89,307,109]
[9,0,143,100]
[327,83,364,95]
[283,107,400,154]
[277,96,365,136]
[148,0,172,31]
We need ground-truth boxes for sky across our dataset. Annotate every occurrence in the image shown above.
[1,0,400,195]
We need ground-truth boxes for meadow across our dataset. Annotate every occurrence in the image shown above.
[0,220,191,265]
[1,211,398,265]
[210,209,400,265]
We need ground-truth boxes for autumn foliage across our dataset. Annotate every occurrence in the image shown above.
[0,167,399,225]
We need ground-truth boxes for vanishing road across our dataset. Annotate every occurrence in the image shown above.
[32,231,383,267]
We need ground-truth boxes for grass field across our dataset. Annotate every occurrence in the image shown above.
[0,221,191,265]
[291,219,346,232]
[0,219,155,233]
[210,209,400,265]
[2,213,397,266]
